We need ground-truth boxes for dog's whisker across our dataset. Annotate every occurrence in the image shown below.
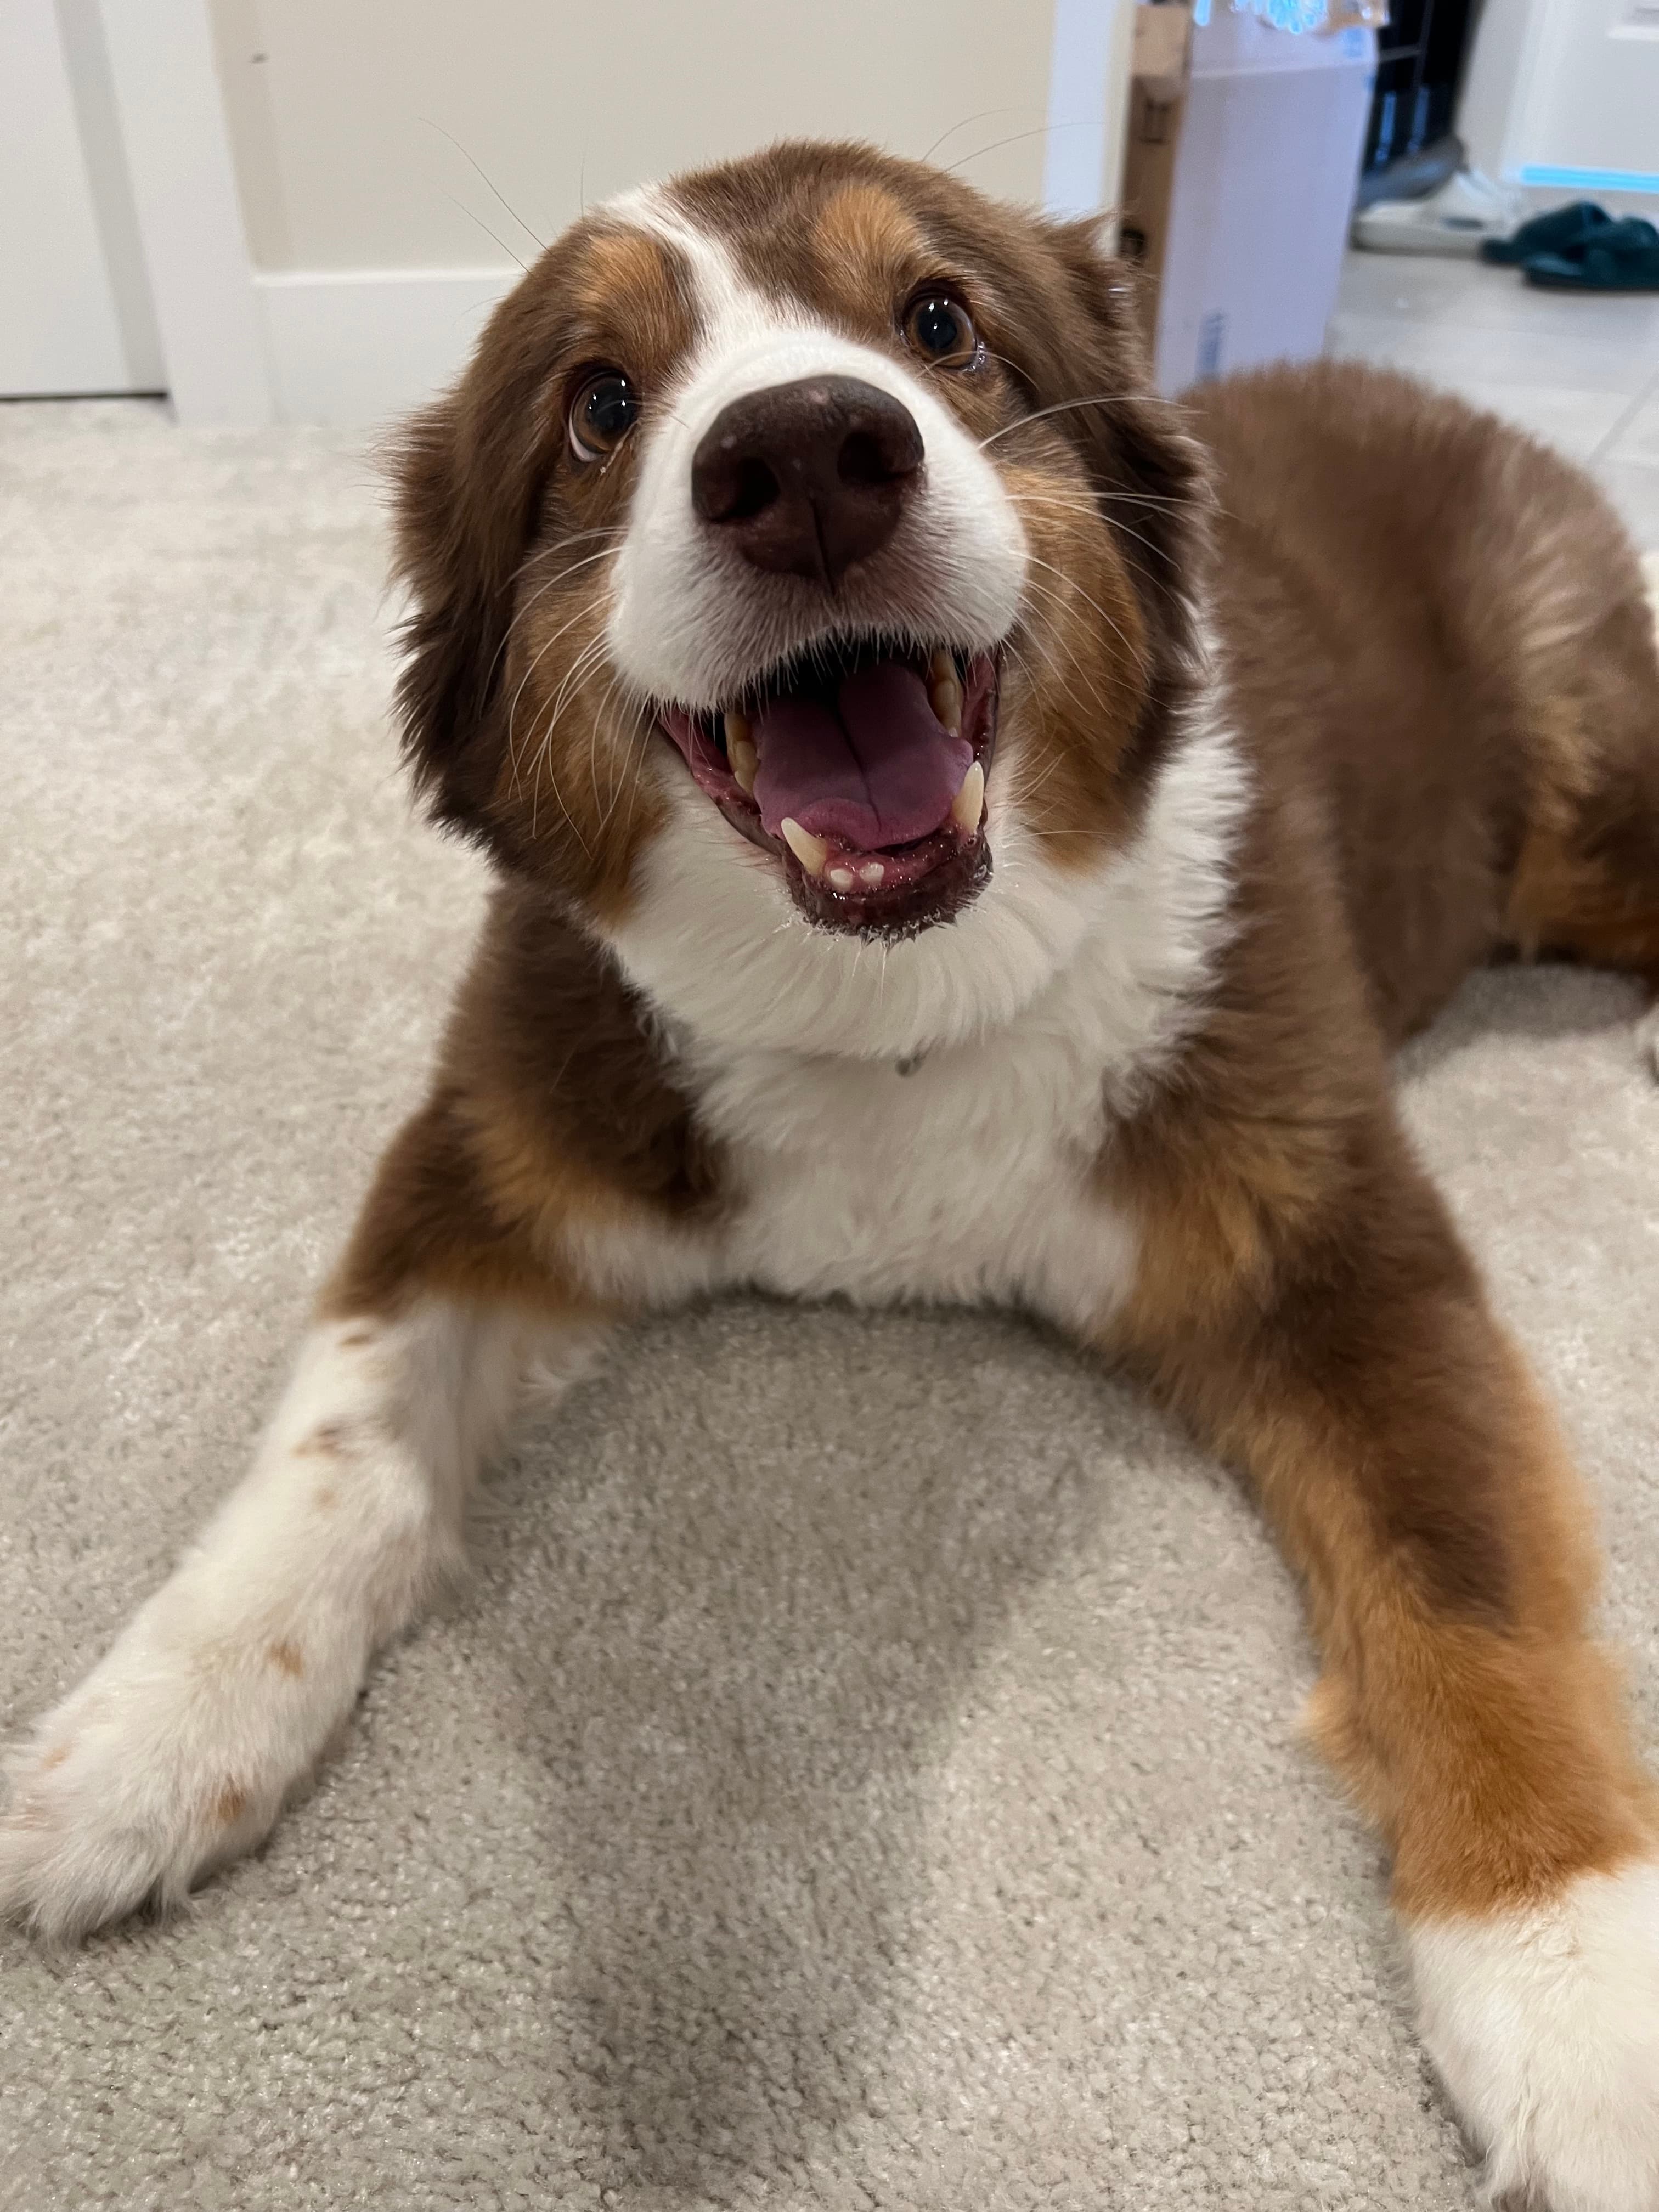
[980,391,1192,450]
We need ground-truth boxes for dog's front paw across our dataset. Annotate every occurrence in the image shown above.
[1409,1860,1659,2211]
[1,1621,323,1941]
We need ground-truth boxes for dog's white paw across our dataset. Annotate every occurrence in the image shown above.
[1,1614,333,1941]
[1408,1860,1659,2212]
[1,1303,551,1944]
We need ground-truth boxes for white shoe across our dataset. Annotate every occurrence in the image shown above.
[1352,168,1524,257]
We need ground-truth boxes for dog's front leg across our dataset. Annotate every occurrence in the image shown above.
[1110,1110,1659,2211]
[1,1100,612,1942]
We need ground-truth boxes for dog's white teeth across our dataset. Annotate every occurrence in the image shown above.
[928,651,962,729]
[724,713,757,795]
[827,865,857,891]
[951,759,985,835]
[781,817,828,878]
[859,861,886,888]
[929,670,962,735]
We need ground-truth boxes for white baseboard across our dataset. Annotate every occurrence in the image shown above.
[253,266,518,427]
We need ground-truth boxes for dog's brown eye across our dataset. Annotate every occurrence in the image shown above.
[568,369,637,462]
[902,291,979,370]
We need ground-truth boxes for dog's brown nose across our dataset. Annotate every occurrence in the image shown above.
[691,375,923,590]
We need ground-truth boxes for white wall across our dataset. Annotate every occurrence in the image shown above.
[198,0,1133,425]
[19,0,1129,424]
[208,0,1065,272]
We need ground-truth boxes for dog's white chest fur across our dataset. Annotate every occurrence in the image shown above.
[703,988,1138,1324]
[584,711,1251,1327]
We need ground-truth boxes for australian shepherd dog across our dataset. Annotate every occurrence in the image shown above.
[8,143,1659,2210]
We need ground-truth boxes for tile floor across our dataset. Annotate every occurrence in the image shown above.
[1327,246,1659,550]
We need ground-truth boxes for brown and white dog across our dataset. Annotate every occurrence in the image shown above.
[6,141,1659,2207]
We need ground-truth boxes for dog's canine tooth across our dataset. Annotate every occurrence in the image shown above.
[724,712,757,793]
[929,674,963,735]
[950,759,985,834]
[927,648,955,684]
[780,818,828,878]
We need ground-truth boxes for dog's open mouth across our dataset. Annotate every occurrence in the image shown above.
[658,637,998,936]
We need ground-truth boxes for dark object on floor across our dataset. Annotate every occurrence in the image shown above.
[1525,218,1659,293]
[1481,200,1612,266]
[1360,0,1480,187]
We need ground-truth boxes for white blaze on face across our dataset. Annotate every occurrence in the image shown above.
[591,188,1245,1073]
[602,185,1029,713]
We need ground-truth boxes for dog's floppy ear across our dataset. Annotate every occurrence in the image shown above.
[1035,217,1213,673]
[386,291,556,840]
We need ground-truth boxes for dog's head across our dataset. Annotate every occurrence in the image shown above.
[392,140,1209,1057]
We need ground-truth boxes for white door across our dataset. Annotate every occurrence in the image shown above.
[1498,0,1659,196]
[1,0,163,395]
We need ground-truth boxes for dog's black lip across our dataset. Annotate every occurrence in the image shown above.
[780,821,994,941]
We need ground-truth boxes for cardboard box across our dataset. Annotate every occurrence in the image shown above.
[1119,5,1192,286]
[1131,1,1193,101]
[1119,82,1183,284]
[1121,3,1377,393]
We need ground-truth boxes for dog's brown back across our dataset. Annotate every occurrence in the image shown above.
[1193,361,1659,1042]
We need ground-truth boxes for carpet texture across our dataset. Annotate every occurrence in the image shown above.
[2,400,1656,2212]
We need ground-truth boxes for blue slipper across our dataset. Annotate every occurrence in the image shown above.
[1481,200,1613,266]
[1525,218,1659,291]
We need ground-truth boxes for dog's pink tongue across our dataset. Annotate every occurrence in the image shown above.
[752,663,971,851]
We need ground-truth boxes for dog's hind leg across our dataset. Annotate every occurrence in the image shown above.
[1505,549,1659,1077]
[0,1096,614,1943]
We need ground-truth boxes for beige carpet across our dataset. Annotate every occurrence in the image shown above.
[2,398,1656,2212]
